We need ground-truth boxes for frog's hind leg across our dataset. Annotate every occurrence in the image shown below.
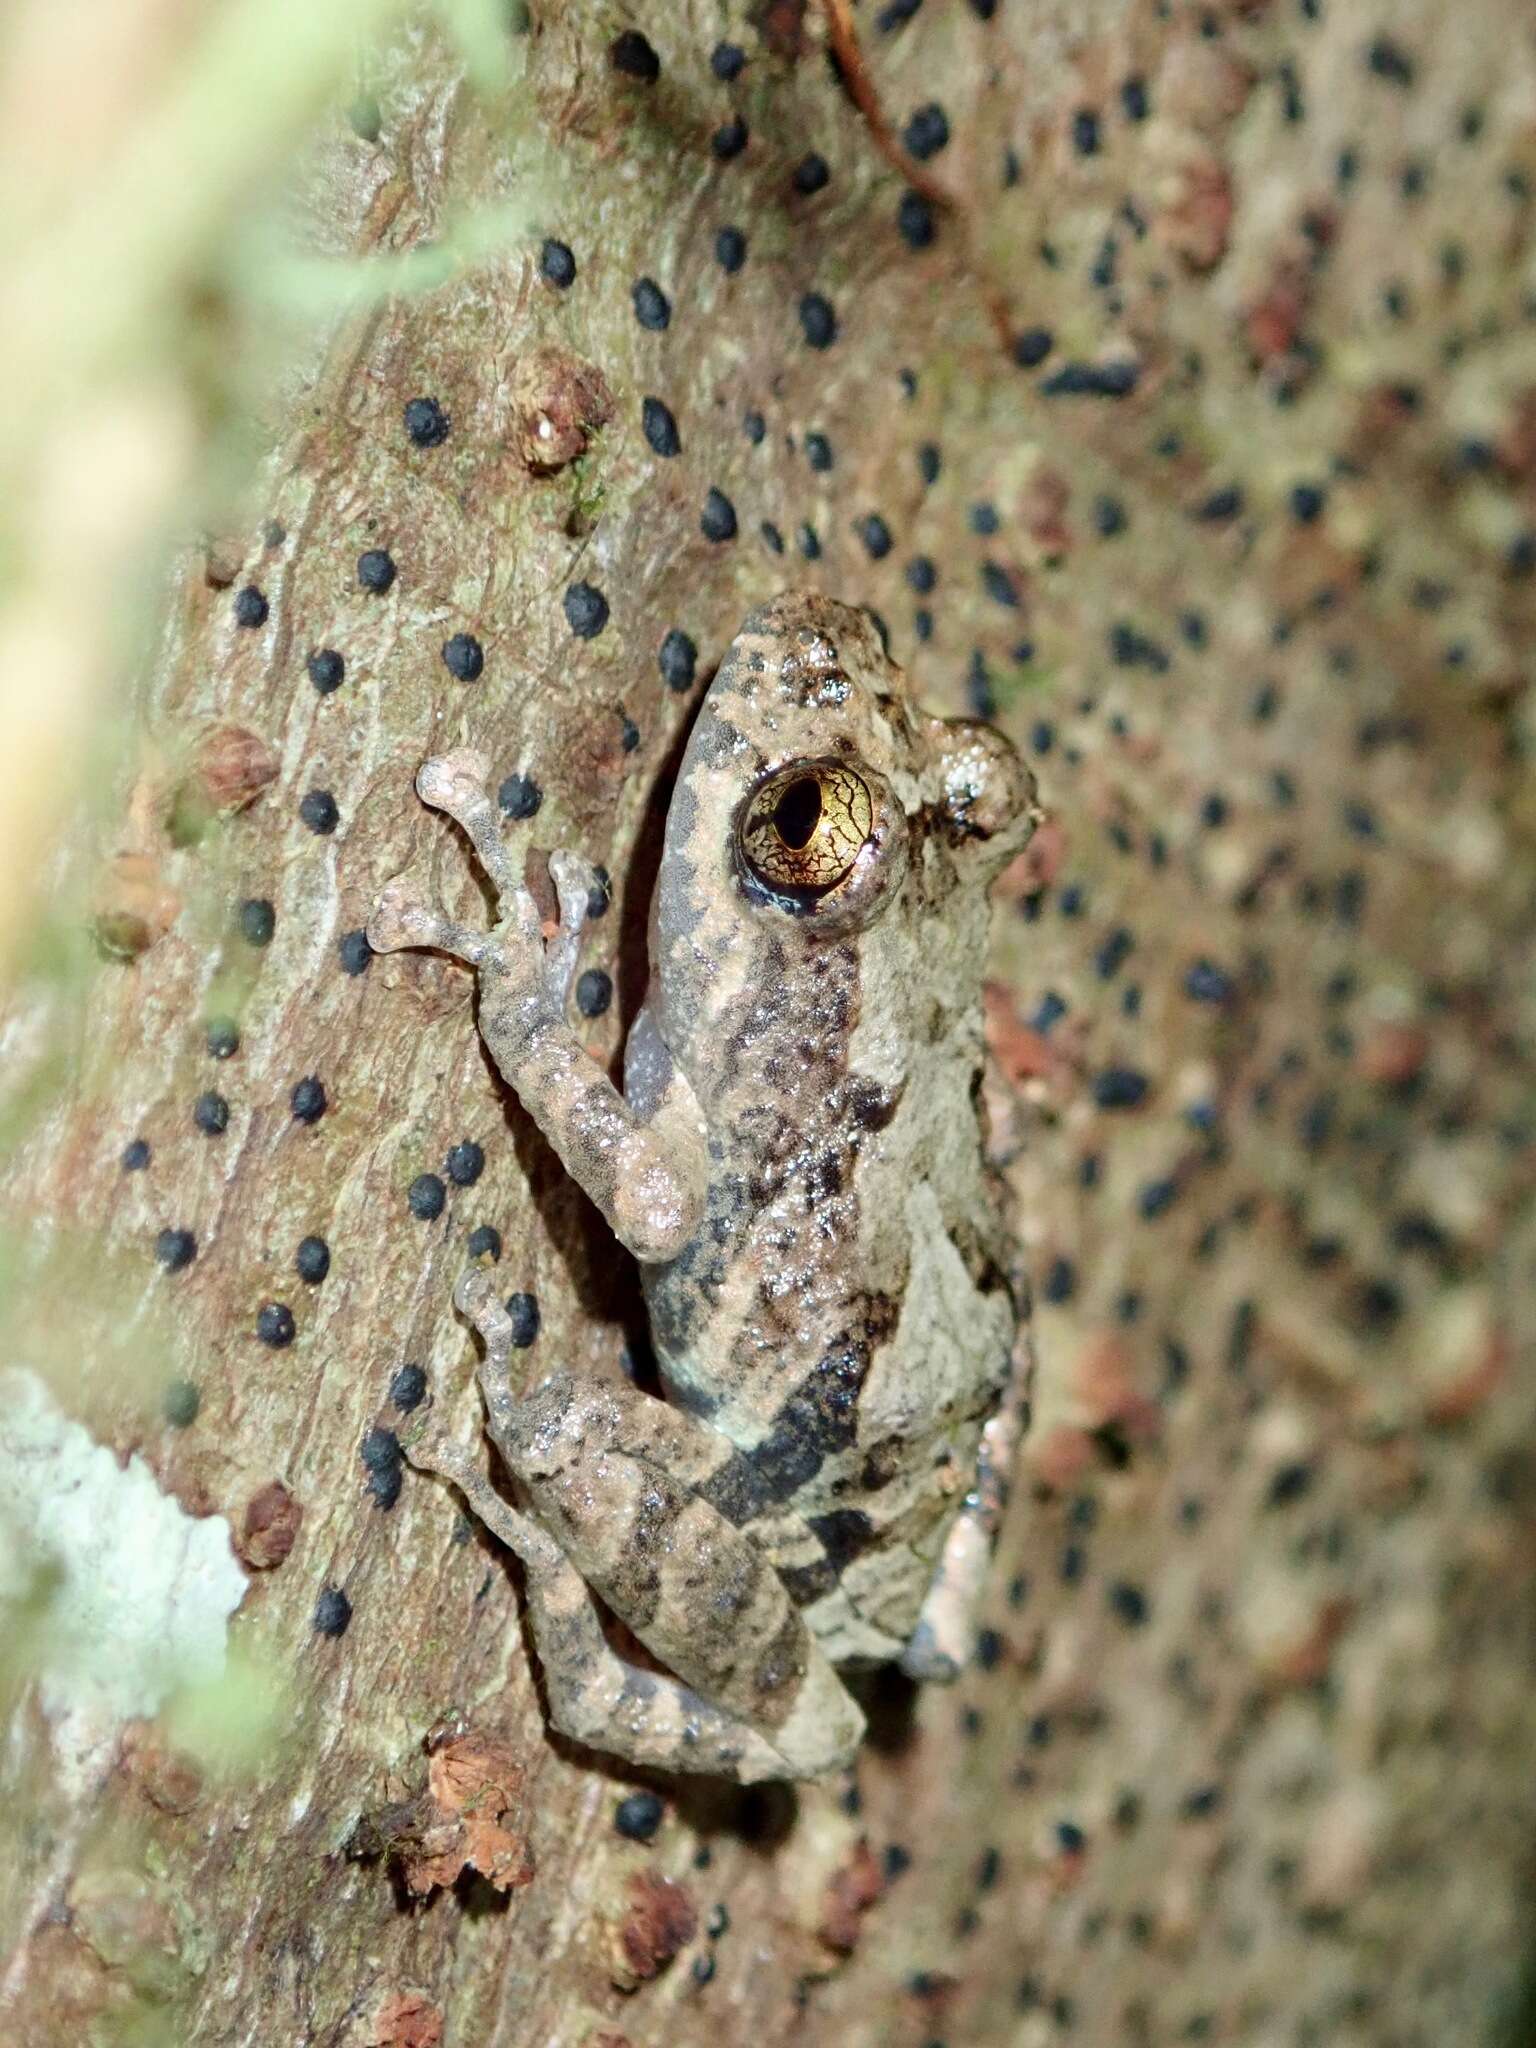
[899,1313,1036,1682]
[408,1431,801,1782]
[443,1269,865,1783]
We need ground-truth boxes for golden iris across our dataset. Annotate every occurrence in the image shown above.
[738,761,874,895]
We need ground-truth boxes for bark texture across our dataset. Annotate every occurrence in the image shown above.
[3,3,1535,2044]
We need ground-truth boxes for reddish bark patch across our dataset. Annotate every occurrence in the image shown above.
[1074,1331,1164,1442]
[239,1481,303,1569]
[1494,390,1536,482]
[1002,812,1065,901]
[1018,464,1074,562]
[609,1870,698,1990]
[1029,1423,1098,1492]
[91,852,180,959]
[755,0,810,61]
[1424,1324,1508,1428]
[1244,272,1305,363]
[1157,150,1236,273]
[366,1990,445,2048]
[1355,1022,1429,1087]
[183,722,279,820]
[511,346,614,475]
[398,1734,535,1898]
[984,984,1056,1085]
[119,1729,203,1814]
[818,1837,884,1954]
[1264,1598,1356,1689]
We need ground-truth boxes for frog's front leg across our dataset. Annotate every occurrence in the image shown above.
[368,750,709,1265]
[900,1303,1036,1682]
[422,1273,864,1783]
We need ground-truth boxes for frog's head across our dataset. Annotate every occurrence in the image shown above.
[664,590,1037,947]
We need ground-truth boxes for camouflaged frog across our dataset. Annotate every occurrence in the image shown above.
[369,591,1040,1782]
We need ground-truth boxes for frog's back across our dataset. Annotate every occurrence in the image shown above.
[629,592,1033,1662]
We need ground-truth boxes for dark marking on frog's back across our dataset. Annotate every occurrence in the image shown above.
[806,1148,843,1204]
[849,1076,902,1130]
[666,776,699,848]
[697,1298,896,1525]
[687,701,752,771]
[643,892,892,1483]
[859,1437,906,1492]
[778,1508,878,1604]
[605,1478,671,1629]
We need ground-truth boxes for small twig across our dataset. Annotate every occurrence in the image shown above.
[817,0,956,212]
[816,0,1019,353]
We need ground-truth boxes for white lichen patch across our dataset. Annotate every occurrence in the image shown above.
[0,1368,248,1789]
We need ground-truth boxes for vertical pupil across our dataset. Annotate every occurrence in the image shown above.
[772,777,823,849]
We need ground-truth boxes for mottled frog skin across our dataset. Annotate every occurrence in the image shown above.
[370,591,1040,1781]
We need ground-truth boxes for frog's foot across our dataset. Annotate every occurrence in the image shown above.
[366,754,528,969]
[372,749,597,1011]
[405,1426,557,1572]
[519,1545,835,1784]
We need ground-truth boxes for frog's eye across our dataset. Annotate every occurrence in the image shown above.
[737,760,875,899]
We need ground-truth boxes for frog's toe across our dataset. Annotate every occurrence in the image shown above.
[415,750,522,905]
[367,876,484,963]
[493,886,544,949]
[897,1618,964,1685]
[548,848,599,930]
[539,848,599,1002]
[416,749,492,812]
[453,1264,509,1339]
[366,876,419,953]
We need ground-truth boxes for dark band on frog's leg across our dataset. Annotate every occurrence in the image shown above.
[694,1314,885,1524]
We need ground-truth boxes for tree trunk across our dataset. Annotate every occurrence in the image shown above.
[3,3,1535,2044]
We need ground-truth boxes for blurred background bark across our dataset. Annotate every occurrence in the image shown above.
[1,2,1533,2043]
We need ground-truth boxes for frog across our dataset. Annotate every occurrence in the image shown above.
[368,590,1040,1783]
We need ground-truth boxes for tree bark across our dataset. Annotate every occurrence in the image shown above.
[3,3,1535,2044]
